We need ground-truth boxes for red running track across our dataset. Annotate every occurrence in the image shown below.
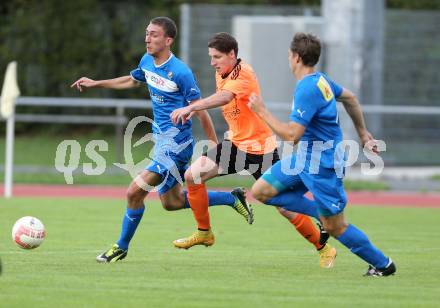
[1,184,439,208]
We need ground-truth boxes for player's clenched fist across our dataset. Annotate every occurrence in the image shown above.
[248,92,266,116]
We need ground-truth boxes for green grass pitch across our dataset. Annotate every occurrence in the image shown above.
[1,197,439,307]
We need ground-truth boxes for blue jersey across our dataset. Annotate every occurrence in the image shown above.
[289,72,343,171]
[130,53,201,146]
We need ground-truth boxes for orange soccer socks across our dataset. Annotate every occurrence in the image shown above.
[187,183,210,230]
[289,214,323,250]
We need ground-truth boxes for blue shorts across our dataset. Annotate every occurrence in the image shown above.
[261,155,347,217]
[146,143,193,195]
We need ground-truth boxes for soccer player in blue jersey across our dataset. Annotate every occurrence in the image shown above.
[71,17,253,263]
[248,33,396,276]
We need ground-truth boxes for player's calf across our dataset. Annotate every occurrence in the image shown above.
[161,200,185,211]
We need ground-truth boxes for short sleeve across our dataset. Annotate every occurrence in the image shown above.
[176,70,201,103]
[289,86,320,127]
[130,54,147,83]
[130,68,146,83]
[328,78,343,98]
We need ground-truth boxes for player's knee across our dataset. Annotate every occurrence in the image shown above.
[251,185,270,203]
[161,201,181,211]
[126,187,136,201]
[184,170,195,185]
[126,186,146,204]
[184,169,206,186]
[323,221,348,237]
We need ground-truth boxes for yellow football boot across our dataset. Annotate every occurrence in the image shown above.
[319,243,337,268]
[173,229,215,249]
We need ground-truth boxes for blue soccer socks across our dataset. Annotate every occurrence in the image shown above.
[184,190,235,208]
[116,207,145,251]
[337,224,389,269]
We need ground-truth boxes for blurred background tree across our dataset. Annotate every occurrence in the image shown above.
[0,0,437,98]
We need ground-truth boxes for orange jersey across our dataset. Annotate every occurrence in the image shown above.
[215,60,277,155]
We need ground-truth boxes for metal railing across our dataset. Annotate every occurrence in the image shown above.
[14,96,151,124]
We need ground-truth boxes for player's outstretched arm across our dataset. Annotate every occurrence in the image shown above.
[170,90,234,125]
[248,93,305,144]
[337,88,378,153]
[194,110,218,144]
[70,75,140,92]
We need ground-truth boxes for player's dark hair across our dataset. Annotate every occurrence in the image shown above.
[290,32,321,67]
[150,16,177,39]
[208,32,238,57]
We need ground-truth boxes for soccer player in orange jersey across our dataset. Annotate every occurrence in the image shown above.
[170,32,336,268]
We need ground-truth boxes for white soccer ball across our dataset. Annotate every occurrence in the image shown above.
[12,216,46,249]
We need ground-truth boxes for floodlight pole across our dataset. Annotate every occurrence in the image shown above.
[4,109,15,198]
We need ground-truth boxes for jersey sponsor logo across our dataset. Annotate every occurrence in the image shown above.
[317,76,334,102]
[223,107,241,120]
[148,89,165,104]
[143,69,178,93]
